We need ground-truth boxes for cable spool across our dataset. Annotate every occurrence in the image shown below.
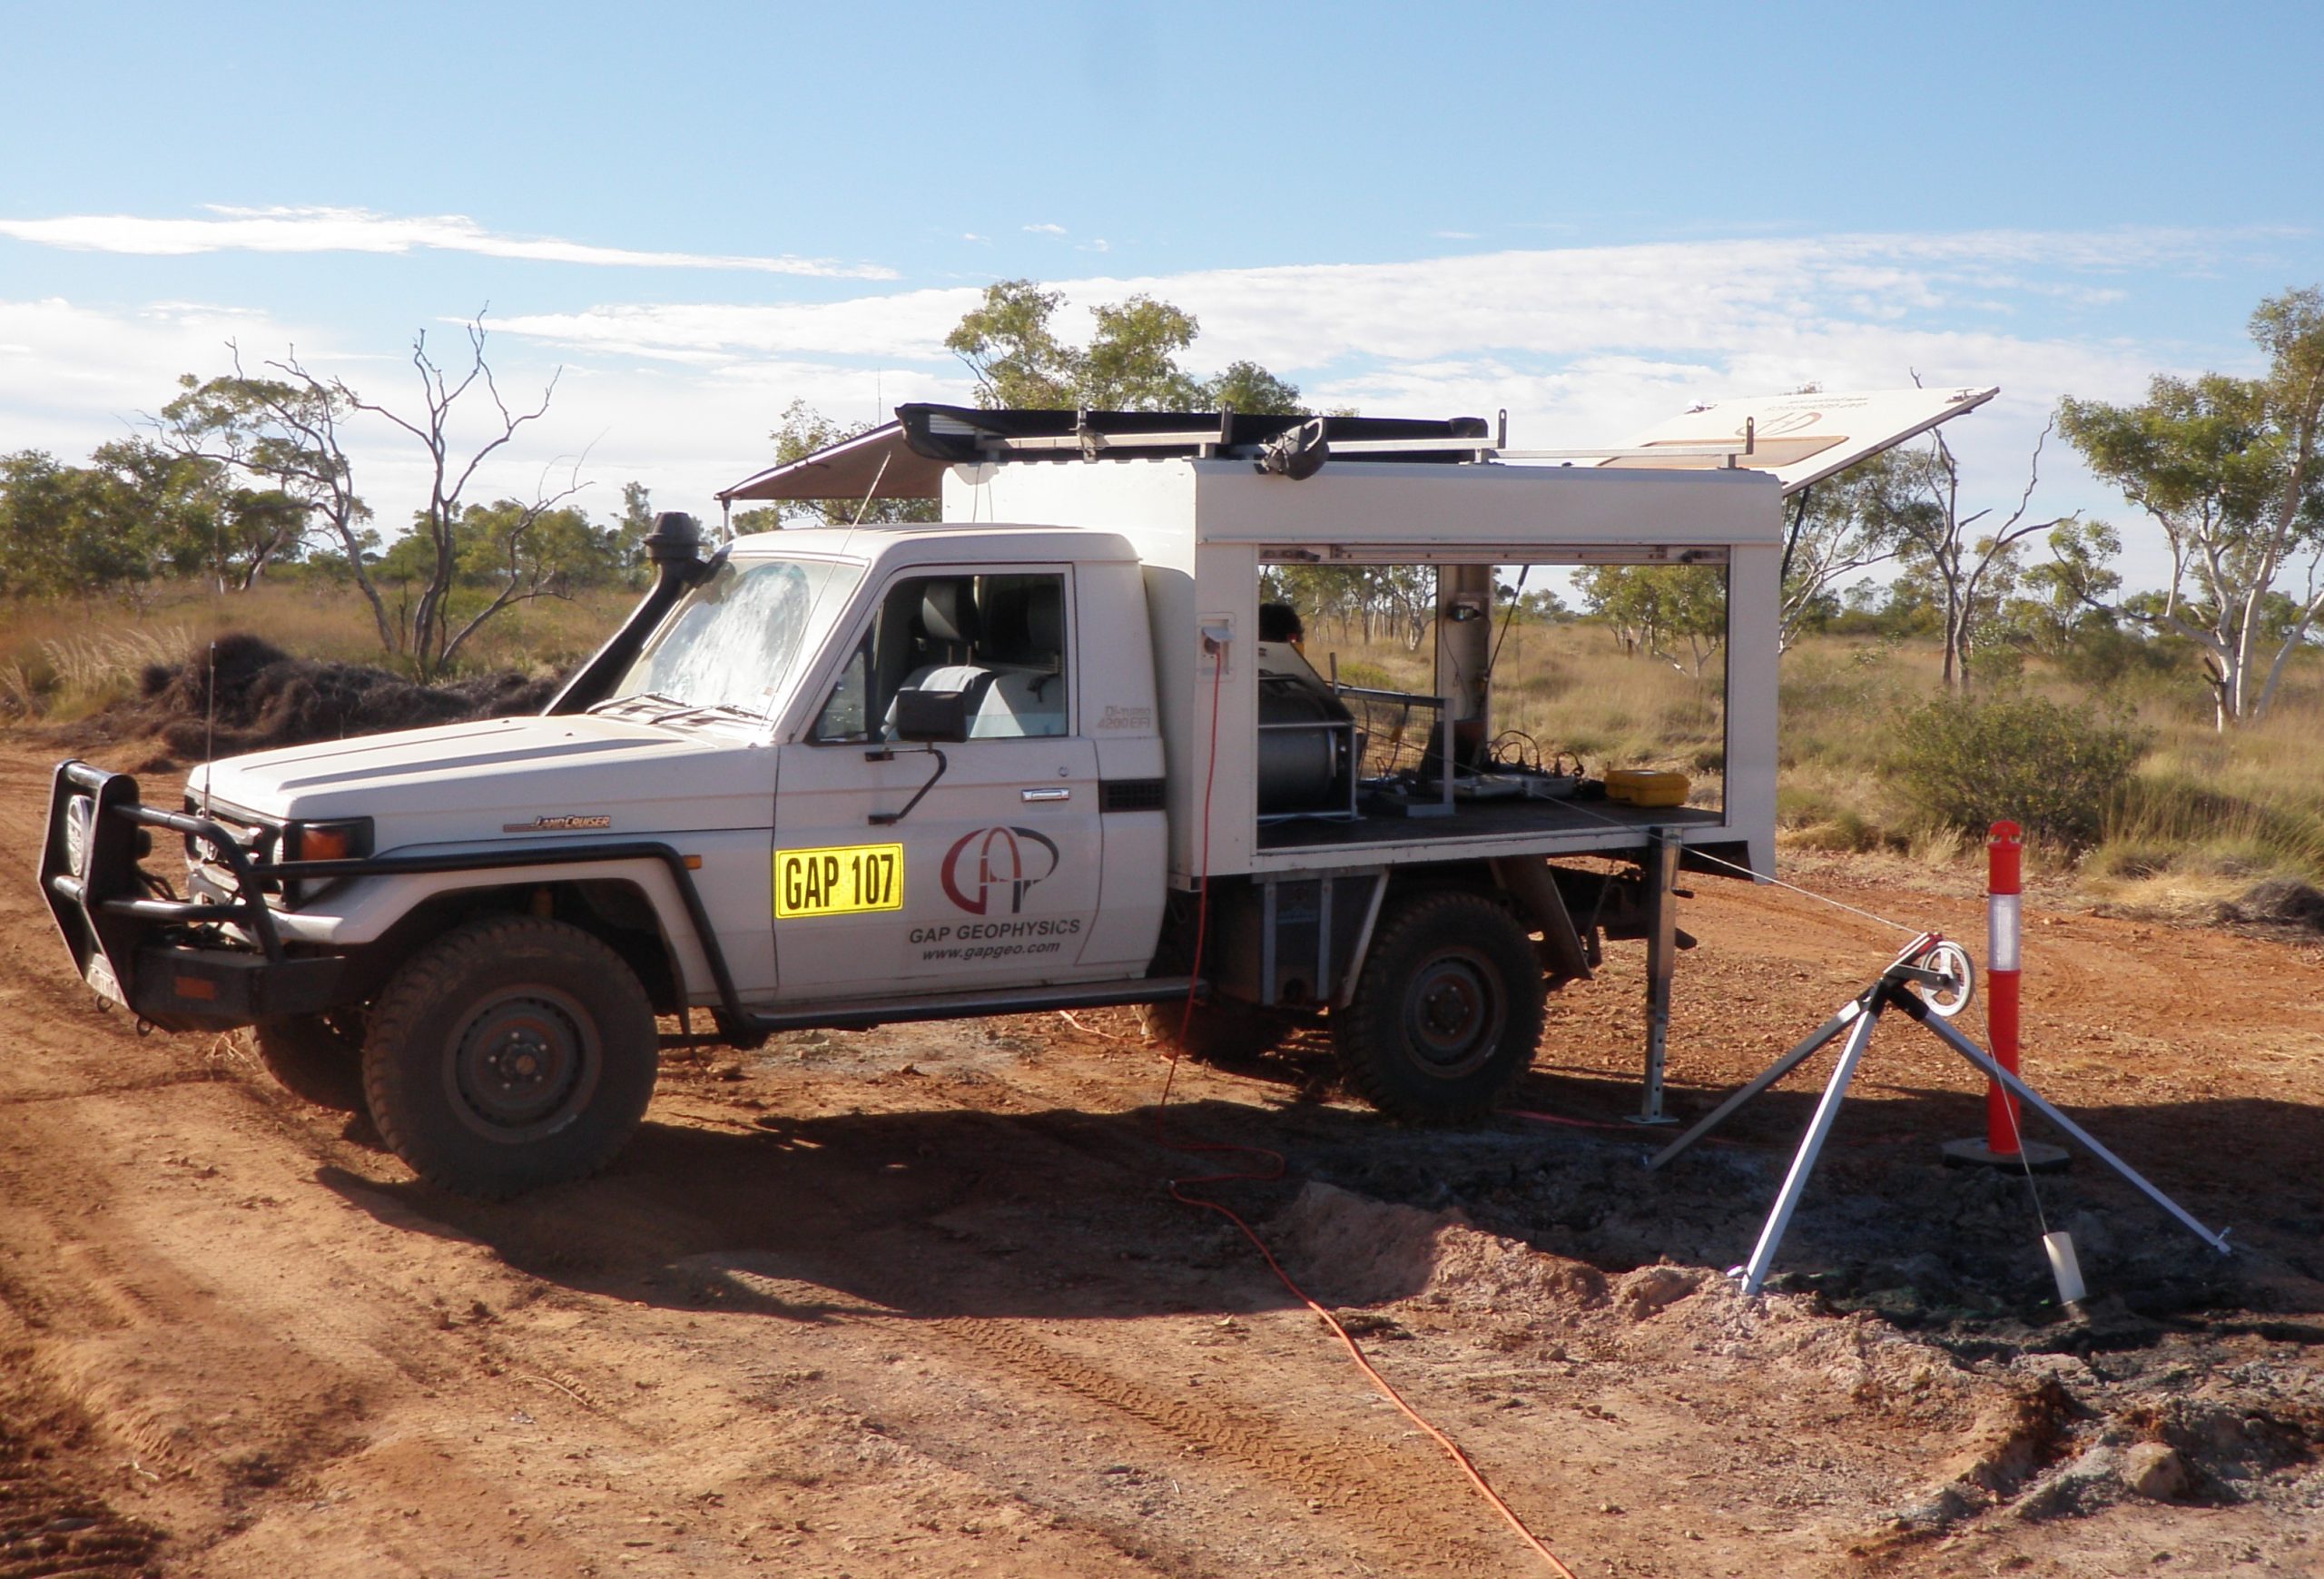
[1918,940,1974,1018]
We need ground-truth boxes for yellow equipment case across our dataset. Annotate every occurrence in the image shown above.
[1604,768,1691,808]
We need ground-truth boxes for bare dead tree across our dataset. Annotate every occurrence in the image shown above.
[1887,386,2073,690]
[337,314,565,678]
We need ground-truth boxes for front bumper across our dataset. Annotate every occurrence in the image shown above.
[38,760,346,1031]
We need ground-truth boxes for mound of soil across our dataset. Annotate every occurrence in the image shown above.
[2218,876,2324,933]
[1271,1180,1612,1316]
[133,633,566,756]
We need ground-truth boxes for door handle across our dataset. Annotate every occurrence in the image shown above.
[1020,786,1071,803]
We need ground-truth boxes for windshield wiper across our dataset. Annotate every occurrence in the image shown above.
[653,700,770,725]
[585,690,684,715]
[587,692,767,726]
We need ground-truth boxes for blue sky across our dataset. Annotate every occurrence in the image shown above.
[4,1,2320,587]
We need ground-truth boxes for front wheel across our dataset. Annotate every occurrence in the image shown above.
[361,917,659,1198]
[1332,891,1546,1122]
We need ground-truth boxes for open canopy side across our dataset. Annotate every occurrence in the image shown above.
[1600,386,2000,497]
[718,421,948,506]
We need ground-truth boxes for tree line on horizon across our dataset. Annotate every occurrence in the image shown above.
[0,280,2319,726]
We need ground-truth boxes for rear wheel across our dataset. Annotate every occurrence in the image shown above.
[251,1012,367,1110]
[361,917,659,1198]
[1332,891,1545,1121]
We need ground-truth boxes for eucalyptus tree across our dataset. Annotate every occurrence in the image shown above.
[162,353,383,636]
[2057,287,2324,727]
[944,279,1305,414]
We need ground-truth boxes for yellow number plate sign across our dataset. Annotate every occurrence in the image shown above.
[773,843,903,918]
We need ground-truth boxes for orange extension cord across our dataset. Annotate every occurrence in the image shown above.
[1153,642,1581,1579]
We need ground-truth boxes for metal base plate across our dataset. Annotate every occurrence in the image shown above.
[1941,1137,2071,1173]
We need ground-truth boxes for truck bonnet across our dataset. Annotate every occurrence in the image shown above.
[187,713,772,849]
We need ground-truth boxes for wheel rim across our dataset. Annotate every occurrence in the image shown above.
[440,986,602,1143]
[1399,947,1506,1080]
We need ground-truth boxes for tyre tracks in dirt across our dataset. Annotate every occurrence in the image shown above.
[427,1066,1562,1574]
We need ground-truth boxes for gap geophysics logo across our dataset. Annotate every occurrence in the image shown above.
[940,825,1061,915]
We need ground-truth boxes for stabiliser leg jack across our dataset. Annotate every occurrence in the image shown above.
[1643,933,2232,1296]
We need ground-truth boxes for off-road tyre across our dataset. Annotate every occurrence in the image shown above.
[251,1011,368,1110]
[1331,890,1545,1122]
[361,917,658,1198]
[1137,998,1299,1064]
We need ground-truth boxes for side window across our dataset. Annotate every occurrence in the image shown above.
[809,571,1070,743]
[810,643,869,742]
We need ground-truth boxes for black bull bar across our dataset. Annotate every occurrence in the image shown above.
[38,759,344,1031]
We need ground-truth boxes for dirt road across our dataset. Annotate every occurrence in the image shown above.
[4,735,2321,1577]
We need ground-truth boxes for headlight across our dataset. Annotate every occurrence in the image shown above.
[283,818,374,864]
[64,794,93,877]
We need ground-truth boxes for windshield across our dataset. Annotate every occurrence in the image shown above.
[607,556,862,719]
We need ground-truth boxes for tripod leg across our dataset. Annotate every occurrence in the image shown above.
[1647,996,1870,1171]
[1915,1008,2231,1256]
[1738,1003,1883,1296]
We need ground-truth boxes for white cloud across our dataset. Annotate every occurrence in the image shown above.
[1022,222,1067,236]
[492,287,985,363]
[0,297,278,449]
[487,226,2216,400]
[0,205,896,280]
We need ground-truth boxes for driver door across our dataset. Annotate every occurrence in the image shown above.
[768,567,1103,1002]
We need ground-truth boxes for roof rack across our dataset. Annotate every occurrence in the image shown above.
[720,404,1496,504]
[900,404,1492,461]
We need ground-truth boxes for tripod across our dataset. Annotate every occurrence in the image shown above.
[1645,933,2231,1297]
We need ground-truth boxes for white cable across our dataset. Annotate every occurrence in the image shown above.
[1681,843,1925,937]
[1539,788,1925,937]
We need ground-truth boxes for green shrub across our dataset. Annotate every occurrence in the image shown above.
[1886,694,2150,849]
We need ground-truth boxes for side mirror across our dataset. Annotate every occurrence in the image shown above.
[892,688,971,744]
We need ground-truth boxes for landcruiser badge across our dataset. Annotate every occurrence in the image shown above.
[502,814,613,833]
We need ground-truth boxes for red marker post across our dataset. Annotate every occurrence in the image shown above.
[1984,821,2024,1154]
[1944,820,2067,1170]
